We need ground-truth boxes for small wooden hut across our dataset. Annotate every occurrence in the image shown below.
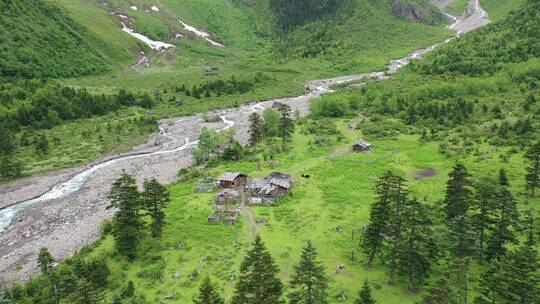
[218,172,247,189]
[265,172,293,196]
[352,140,373,152]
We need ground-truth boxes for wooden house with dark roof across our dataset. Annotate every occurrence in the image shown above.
[352,140,373,153]
[218,172,247,189]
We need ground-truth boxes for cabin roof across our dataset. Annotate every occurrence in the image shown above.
[354,141,372,148]
[219,172,246,182]
[265,172,293,189]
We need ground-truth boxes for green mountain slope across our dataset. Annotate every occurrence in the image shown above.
[0,0,114,79]
[60,0,452,95]
[413,0,539,76]
[318,0,539,148]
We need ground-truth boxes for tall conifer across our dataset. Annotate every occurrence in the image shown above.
[524,141,540,196]
[288,241,329,304]
[248,112,264,147]
[443,164,472,221]
[397,198,437,291]
[362,171,395,266]
[108,172,142,260]
[232,235,283,304]
[141,178,170,238]
[194,277,224,304]
[355,279,376,304]
[486,169,520,261]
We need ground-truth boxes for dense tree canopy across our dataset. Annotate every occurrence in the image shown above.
[268,0,354,31]
[412,0,540,76]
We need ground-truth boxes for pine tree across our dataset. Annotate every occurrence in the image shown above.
[194,277,224,304]
[141,178,170,238]
[362,171,394,266]
[474,260,501,304]
[448,257,471,304]
[443,163,472,221]
[475,245,540,304]
[486,169,520,261]
[37,247,54,276]
[69,279,104,304]
[37,247,62,303]
[524,141,540,196]
[277,104,294,145]
[288,241,329,304]
[355,279,376,304]
[108,172,142,260]
[421,257,470,304]
[448,215,476,258]
[386,174,408,283]
[420,276,458,304]
[232,235,283,304]
[523,208,537,246]
[497,245,540,304]
[248,112,263,147]
[471,177,497,264]
[397,198,436,291]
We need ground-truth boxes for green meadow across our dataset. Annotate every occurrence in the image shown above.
[80,119,539,303]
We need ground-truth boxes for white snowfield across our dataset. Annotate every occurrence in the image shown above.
[121,22,175,50]
[178,19,225,47]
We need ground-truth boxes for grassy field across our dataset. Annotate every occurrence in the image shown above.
[444,0,469,15]
[481,0,525,21]
[80,119,539,303]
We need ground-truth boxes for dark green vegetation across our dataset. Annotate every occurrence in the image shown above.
[2,0,539,303]
[413,1,539,76]
[0,0,113,79]
[268,0,356,31]
[0,81,157,179]
[4,247,110,303]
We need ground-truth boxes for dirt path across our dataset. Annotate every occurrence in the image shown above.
[0,0,489,285]
[240,205,259,241]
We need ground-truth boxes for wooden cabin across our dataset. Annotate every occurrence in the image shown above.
[352,141,373,153]
[265,172,293,196]
[218,172,247,189]
[248,172,294,204]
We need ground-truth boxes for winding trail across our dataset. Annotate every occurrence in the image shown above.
[0,0,489,284]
